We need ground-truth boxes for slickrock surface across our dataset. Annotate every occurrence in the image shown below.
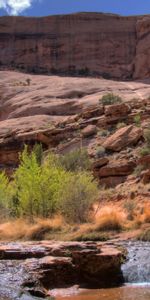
[1,71,150,187]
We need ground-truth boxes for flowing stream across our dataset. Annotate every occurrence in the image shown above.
[0,241,150,300]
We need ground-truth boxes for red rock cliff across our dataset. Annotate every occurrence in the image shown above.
[0,13,149,79]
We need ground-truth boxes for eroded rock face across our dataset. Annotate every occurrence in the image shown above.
[0,241,125,298]
[134,16,150,79]
[0,71,150,186]
[0,13,136,79]
[21,241,124,291]
[0,13,150,79]
[103,125,143,152]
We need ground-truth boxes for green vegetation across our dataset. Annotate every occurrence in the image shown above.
[95,146,106,158]
[97,129,109,137]
[116,122,126,130]
[139,127,150,157]
[100,93,122,106]
[134,114,141,127]
[133,165,144,177]
[58,172,98,223]
[144,128,150,146]
[139,146,150,157]
[0,146,98,223]
[59,148,90,172]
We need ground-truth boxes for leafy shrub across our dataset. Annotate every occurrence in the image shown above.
[134,114,141,127]
[144,128,150,146]
[0,172,12,219]
[139,146,150,157]
[59,148,90,172]
[33,143,43,166]
[0,146,98,224]
[133,165,144,177]
[100,93,122,106]
[95,146,106,158]
[14,147,66,219]
[97,129,109,137]
[57,172,98,223]
[116,122,126,130]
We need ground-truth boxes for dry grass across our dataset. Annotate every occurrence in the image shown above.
[0,201,150,242]
[0,216,64,241]
[94,206,126,232]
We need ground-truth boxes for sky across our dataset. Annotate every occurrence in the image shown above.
[0,0,150,17]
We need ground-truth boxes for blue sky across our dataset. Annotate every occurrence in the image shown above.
[0,0,150,17]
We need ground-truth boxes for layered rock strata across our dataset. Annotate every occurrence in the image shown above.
[0,13,150,79]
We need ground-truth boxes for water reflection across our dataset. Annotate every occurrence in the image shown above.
[56,286,150,300]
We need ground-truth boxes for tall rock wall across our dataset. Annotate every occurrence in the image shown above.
[0,13,149,80]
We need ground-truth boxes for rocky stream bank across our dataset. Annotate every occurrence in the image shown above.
[0,241,125,299]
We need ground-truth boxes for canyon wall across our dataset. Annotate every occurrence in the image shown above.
[0,13,149,80]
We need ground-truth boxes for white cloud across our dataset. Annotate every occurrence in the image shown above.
[0,0,37,15]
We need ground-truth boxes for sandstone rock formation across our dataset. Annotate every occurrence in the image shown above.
[1,71,150,186]
[0,241,125,297]
[103,125,143,152]
[0,13,150,79]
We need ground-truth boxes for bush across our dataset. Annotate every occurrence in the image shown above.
[0,146,98,224]
[95,146,106,158]
[144,128,150,146]
[0,172,12,218]
[59,148,90,172]
[57,172,98,223]
[133,165,144,177]
[139,146,150,157]
[14,147,66,219]
[94,207,124,231]
[97,129,109,137]
[100,93,122,106]
[116,122,126,130]
[134,114,141,127]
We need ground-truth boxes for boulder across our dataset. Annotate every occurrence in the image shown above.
[104,103,131,117]
[81,105,104,119]
[92,157,109,169]
[138,155,150,168]
[141,169,150,184]
[103,125,142,151]
[22,242,124,290]
[98,160,136,177]
[82,125,97,137]
[100,176,127,188]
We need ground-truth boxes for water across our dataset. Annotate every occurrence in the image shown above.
[121,241,150,283]
[54,286,150,300]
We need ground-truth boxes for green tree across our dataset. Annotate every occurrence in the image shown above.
[0,172,11,218]
[57,172,98,223]
[14,146,41,220]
